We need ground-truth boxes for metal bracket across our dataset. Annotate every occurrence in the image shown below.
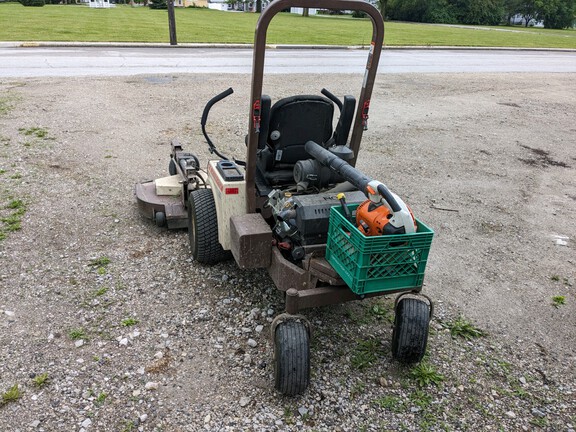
[394,291,434,320]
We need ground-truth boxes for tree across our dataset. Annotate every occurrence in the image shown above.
[452,0,505,25]
[375,0,388,17]
[387,0,430,22]
[537,0,576,28]
[519,0,540,26]
[503,0,522,24]
[424,0,458,23]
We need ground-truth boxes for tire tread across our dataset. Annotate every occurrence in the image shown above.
[188,189,231,265]
[392,298,430,364]
[274,321,310,396]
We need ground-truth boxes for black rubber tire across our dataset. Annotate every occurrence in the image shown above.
[154,211,166,227]
[274,320,310,396]
[187,189,231,265]
[168,158,177,176]
[391,298,430,364]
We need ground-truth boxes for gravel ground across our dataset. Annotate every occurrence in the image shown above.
[0,72,575,431]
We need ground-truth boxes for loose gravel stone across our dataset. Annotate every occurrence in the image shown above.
[145,382,159,390]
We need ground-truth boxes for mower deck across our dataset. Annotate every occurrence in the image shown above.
[135,181,187,229]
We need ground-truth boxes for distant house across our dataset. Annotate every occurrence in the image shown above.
[509,14,544,28]
[88,0,114,7]
[290,7,320,15]
[175,0,207,6]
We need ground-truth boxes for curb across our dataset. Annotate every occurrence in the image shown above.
[1,41,576,52]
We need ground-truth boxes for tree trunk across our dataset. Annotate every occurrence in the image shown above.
[256,0,261,13]
[302,7,309,17]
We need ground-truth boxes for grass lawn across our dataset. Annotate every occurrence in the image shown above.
[1,3,575,48]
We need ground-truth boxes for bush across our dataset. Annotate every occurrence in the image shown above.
[20,0,45,6]
[149,0,166,9]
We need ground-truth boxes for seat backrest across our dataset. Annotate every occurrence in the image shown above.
[267,95,334,166]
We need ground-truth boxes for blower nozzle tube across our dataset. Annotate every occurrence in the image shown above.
[304,141,401,212]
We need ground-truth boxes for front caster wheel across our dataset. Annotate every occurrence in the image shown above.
[154,211,166,227]
[391,297,430,364]
[274,320,310,396]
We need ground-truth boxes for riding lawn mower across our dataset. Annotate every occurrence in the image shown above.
[136,0,434,396]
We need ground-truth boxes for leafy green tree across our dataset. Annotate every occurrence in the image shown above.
[452,0,505,25]
[375,0,388,18]
[516,0,540,26]
[503,0,522,23]
[387,0,430,22]
[537,0,576,28]
[424,0,458,23]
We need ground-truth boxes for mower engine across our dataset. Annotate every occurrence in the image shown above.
[267,189,366,261]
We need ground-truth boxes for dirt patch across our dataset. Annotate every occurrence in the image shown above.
[0,72,575,431]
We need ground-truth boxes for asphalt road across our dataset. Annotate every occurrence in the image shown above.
[1,47,576,77]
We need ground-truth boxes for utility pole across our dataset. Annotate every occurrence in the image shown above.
[167,0,177,46]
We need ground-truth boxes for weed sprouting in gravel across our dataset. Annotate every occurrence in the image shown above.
[374,395,404,413]
[529,417,548,428]
[283,406,295,424]
[122,420,136,432]
[409,389,433,409]
[443,316,486,340]
[95,392,107,405]
[0,196,26,240]
[69,328,86,340]
[32,372,49,388]
[1,384,22,405]
[121,317,139,327]
[369,301,393,323]
[18,127,49,139]
[95,286,109,296]
[89,256,111,267]
[0,96,16,116]
[350,380,365,399]
[550,275,560,281]
[552,295,565,308]
[350,337,383,370]
[89,256,111,275]
[409,362,445,387]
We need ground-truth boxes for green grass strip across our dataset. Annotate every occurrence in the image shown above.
[1,3,575,48]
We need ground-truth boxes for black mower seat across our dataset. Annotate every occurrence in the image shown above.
[257,95,334,186]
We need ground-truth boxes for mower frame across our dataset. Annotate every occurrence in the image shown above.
[136,0,433,396]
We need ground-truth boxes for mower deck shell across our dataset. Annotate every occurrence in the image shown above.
[135,181,187,229]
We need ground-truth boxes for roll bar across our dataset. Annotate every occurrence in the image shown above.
[245,0,385,213]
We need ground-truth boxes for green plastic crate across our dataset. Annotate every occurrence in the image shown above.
[326,204,434,295]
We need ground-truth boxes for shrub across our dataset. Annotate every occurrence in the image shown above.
[20,0,45,6]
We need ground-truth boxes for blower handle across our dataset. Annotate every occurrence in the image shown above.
[376,183,401,213]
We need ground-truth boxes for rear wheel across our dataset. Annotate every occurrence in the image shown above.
[274,320,310,396]
[187,189,230,265]
[391,297,430,364]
